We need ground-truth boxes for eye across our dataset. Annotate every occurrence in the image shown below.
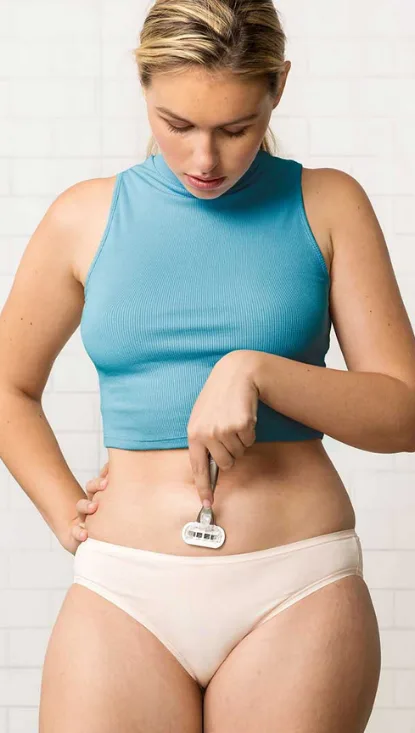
[225,128,249,138]
[166,122,248,139]
[166,123,191,135]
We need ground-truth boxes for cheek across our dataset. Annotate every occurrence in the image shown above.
[149,116,169,145]
[231,144,262,172]
[152,123,185,159]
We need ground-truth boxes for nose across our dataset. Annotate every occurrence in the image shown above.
[191,137,220,177]
[193,161,222,178]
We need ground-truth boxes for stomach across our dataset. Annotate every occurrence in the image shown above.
[83,438,356,556]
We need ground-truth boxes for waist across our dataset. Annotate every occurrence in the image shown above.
[83,440,356,556]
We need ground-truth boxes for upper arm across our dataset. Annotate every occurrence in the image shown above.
[325,168,415,391]
[0,182,91,401]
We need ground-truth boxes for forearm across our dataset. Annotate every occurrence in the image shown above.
[249,352,415,453]
[0,388,87,538]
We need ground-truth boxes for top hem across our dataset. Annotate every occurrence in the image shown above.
[103,433,324,450]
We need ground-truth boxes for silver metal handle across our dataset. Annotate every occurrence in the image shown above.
[208,452,219,494]
[196,453,219,525]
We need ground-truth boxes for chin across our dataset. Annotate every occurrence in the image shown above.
[187,186,229,200]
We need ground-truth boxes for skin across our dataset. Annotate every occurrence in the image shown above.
[64,67,382,732]
[68,63,360,561]
[143,64,291,199]
[72,63,355,562]
[5,63,387,731]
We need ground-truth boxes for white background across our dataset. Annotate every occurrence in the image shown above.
[0,0,414,730]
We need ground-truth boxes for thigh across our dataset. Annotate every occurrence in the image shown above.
[204,575,381,733]
[39,583,203,733]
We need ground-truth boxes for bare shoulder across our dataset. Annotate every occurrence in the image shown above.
[58,175,118,287]
[0,174,118,398]
[300,166,337,276]
[301,166,373,265]
[0,174,115,398]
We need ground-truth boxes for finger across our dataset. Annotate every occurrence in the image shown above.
[76,498,98,518]
[188,442,212,506]
[189,441,230,506]
[85,476,108,500]
[85,479,96,501]
[211,425,256,476]
[100,462,109,478]
[221,432,248,458]
[72,523,88,541]
[235,420,257,449]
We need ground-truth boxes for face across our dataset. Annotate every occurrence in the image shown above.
[144,64,290,198]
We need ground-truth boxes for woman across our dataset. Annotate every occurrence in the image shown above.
[2,0,415,731]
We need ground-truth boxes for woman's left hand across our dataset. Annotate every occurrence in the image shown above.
[187,350,260,507]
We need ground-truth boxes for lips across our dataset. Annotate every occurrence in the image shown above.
[190,175,224,182]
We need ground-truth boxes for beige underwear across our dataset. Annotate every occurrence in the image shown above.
[73,527,364,689]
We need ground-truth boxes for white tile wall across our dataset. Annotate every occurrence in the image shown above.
[0,0,414,730]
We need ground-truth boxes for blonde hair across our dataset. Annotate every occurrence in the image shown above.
[132,0,287,159]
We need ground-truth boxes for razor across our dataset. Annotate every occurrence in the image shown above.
[181,453,226,549]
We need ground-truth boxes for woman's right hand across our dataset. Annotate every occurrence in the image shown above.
[70,461,109,550]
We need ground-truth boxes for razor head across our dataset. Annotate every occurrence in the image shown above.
[181,521,226,549]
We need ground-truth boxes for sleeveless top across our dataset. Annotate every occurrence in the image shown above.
[80,149,331,449]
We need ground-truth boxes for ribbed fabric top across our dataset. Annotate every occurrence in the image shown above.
[80,149,331,450]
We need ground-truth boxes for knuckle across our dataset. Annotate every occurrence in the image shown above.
[223,460,234,470]
[233,421,248,432]
[237,422,249,432]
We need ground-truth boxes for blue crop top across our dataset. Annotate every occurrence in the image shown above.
[80,149,331,450]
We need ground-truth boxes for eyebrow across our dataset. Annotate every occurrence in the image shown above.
[155,106,259,126]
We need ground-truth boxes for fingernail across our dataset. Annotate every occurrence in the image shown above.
[203,499,212,508]
[99,479,107,487]
[79,531,87,540]
[88,502,96,508]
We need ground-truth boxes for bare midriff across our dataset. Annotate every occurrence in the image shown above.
[83,440,356,556]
